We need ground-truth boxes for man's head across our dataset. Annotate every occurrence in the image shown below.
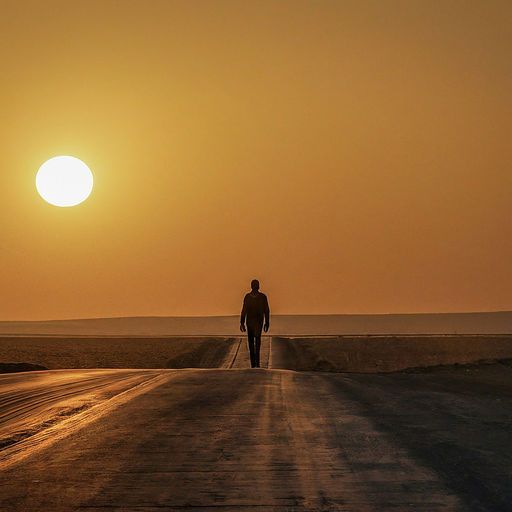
[251,279,260,291]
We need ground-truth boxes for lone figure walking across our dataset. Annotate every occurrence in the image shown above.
[240,279,270,368]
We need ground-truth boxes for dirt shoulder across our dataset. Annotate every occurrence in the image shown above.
[0,336,237,370]
[271,335,512,373]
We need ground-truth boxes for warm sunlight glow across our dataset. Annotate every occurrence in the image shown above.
[36,156,93,207]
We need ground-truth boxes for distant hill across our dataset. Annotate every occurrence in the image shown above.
[1,312,512,336]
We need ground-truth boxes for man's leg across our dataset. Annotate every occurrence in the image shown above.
[254,336,261,368]
[247,329,256,368]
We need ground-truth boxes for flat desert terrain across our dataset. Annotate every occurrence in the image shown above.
[0,336,237,371]
[2,334,512,373]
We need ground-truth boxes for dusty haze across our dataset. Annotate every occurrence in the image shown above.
[1,1,511,320]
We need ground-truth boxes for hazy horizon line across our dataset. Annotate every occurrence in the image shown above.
[3,310,512,324]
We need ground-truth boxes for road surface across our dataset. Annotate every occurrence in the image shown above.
[0,338,511,511]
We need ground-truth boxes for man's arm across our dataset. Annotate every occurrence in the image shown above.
[263,296,270,333]
[240,297,247,332]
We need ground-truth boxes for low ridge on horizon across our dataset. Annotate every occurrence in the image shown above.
[2,311,512,336]
[3,310,512,321]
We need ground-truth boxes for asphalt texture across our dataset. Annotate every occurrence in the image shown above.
[0,338,511,511]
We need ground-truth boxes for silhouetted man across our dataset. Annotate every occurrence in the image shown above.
[240,280,270,368]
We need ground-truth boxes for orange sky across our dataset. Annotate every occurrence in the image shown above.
[1,0,511,320]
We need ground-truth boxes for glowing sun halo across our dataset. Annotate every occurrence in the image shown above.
[36,156,94,207]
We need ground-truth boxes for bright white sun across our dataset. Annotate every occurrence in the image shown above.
[36,156,94,207]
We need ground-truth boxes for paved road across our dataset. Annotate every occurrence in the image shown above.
[0,340,511,511]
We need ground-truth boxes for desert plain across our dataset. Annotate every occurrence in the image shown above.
[0,316,511,511]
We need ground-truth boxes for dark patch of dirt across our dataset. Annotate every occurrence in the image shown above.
[397,357,512,375]
[0,363,48,374]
